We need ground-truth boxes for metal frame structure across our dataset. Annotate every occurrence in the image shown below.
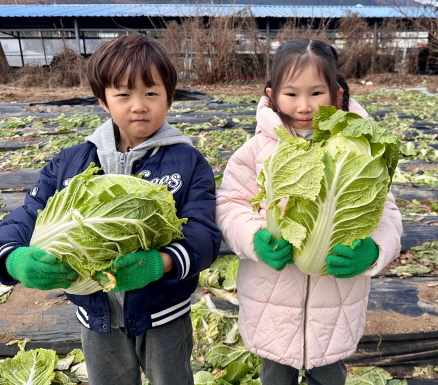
[0,4,435,71]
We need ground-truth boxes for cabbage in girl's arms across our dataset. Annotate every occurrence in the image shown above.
[251,106,400,276]
[29,163,187,294]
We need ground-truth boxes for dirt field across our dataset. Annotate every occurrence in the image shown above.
[0,279,437,344]
[1,73,438,103]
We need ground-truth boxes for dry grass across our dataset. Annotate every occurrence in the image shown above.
[46,48,87,87]
[9,47,87,90]
[2,73,438,104]
[0,85,93,103]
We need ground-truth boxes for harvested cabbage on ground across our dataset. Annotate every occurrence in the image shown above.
[251,106,400,276]
[29,163,186,294]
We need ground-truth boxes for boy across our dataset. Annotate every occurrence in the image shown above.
[0,35,221,385]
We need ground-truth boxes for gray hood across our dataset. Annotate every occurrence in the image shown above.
[85,119,193,174]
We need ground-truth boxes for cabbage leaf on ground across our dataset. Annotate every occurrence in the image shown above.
[0,342,57,385]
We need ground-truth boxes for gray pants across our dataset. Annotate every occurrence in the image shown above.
[260,358,347,385]
[81,315,194,385]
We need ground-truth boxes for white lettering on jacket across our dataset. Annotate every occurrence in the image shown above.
[140,170,183,194]
[139,170,151,179]
[62,171,183,194]
[29,186,39,197]
[63,178,72,187]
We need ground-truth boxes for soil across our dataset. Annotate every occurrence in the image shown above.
[0,278,437,343]
[0,284,70,343]
[365,280,438,335]
[1,73,438,103]
[365,311,438,335]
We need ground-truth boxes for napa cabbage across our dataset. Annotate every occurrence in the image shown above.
[29,163,186,294]
[251,106,400,276]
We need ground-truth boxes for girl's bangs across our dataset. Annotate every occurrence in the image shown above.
[283,55,326,86]
[282,55,310,85]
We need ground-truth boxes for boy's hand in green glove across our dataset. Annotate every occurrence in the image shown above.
[254,229,294,271]
[99,249,164,292]
[326,237,379,279]
[6,247,79,290]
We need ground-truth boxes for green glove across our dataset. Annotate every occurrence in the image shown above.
[326,237,379,278]
[6,247,79,290]
[254,229,294,271]
[99,249,164,292]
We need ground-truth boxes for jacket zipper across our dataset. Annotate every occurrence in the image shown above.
[117,152,128,326]
[119,152,127,174]
[302,275,310,369]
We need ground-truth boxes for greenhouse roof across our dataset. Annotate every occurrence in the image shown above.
[0,4,435,19]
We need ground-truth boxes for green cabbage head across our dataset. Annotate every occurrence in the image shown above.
[251,106,400,276]
[29,163,187,294]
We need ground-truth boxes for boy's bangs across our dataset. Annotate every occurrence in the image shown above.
[129,57,157,89]
[106,55,157,90]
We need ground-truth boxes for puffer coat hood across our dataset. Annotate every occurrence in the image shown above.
[216,97,403,369]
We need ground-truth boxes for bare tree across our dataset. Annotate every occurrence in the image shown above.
[0,42,13,84]
[378,0,438,73]
[378,0,438,45]
[162,8,266,84]
[336,13,375,79]
[276,16,330,44]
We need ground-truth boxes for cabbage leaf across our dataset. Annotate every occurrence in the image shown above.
[0,347,58,385]
[29,163,187,293]
[251,106,400,276]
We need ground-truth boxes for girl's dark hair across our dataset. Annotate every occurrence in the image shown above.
[86,34,177,108]
[328,44,350,112]
[264,38,350,128]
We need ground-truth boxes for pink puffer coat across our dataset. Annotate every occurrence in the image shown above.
[216,97,403,369]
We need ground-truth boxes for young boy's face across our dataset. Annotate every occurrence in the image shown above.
[99,66,169,150]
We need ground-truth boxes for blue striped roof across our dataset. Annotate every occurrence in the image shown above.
[0,4,434,19]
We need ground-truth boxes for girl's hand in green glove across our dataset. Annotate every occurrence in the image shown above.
[254,229,294,271]
[97,249,165,292]
[326,237,379,278]
[6,247,79,290]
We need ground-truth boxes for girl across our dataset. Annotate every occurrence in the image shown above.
[216,39,402,385]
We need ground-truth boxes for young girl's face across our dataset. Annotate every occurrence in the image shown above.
[266,63,342,131]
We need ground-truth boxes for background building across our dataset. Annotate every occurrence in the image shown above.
[0,2,435,77]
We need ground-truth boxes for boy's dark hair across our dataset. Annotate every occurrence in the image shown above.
[87,34,177,108]
[264,38,350,129]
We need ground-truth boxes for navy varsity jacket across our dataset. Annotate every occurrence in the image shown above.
[0,139,221,339]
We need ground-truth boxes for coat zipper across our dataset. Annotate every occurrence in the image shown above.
[117,152,128,326]
[302,275,310,370]
[118,152,127,174]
